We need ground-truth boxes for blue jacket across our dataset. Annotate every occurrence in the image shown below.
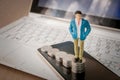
[69,18,91,40]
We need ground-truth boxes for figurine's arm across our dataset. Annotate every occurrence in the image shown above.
[85,21,91,37]
[69,21,73,34]
[69,21,76,39]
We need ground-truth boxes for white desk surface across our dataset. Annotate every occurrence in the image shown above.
[0,13,72,80]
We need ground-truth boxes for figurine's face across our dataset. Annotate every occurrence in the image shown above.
[75,14,82,20]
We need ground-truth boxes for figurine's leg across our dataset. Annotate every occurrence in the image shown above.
[79,40,84,61]
[74,39,79,59]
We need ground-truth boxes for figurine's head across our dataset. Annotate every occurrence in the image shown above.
[75,11,82,20]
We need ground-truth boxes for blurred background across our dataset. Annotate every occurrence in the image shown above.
[31,0,120,29]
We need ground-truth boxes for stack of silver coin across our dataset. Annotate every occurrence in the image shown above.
[62,66,71,75]
[41,46,52,53]
[47,48,59,57]
[62,54,74,68]
[55,51,67,62]
[72,58,86,73]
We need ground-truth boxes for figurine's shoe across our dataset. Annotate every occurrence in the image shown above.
[79,59,82,63]
[74,58,79,62]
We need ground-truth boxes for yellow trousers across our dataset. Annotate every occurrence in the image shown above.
[74,39,84,60]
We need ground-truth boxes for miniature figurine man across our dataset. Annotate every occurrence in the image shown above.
[69,11,91,62]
